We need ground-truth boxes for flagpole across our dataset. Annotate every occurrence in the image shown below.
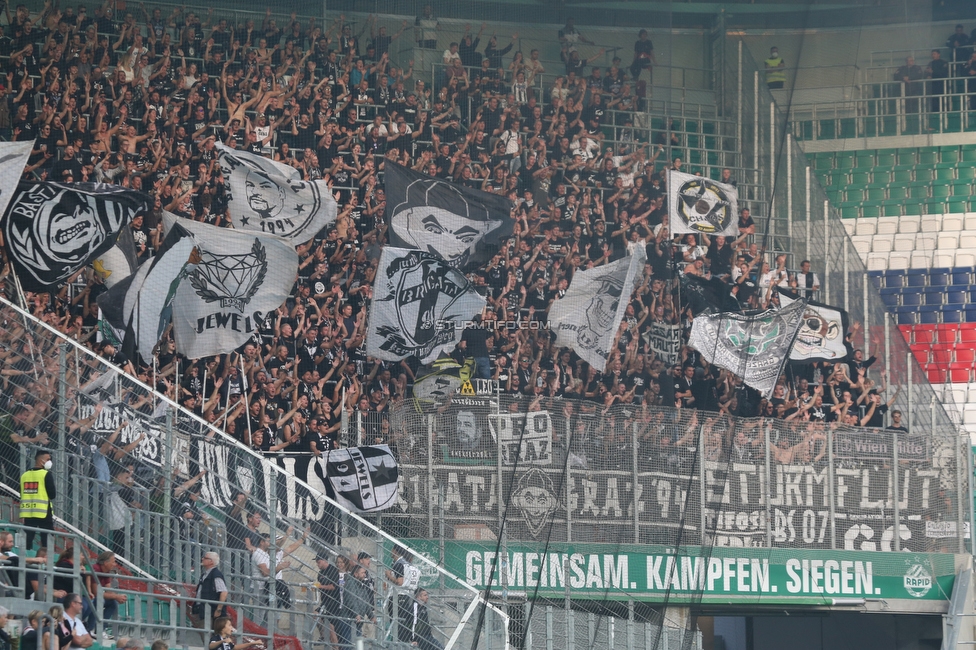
[240,354,252,445]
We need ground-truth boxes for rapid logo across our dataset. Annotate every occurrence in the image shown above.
[903,564,933,598]
[188,238,267,312]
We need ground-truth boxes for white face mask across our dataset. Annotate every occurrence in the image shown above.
[43,460,53,470]
[229,628,236,635]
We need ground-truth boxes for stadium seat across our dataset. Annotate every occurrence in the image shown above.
[932,345,953,364]
[915,168,935,182]
[952,268,973,284]
[916,233,937,250]
[901,292,922,307]
[935,165,957,181]
[919,305,941,324]
[949,364,973,383]
[957,349,976,363]
[938,323,959,343]
[947,198,969,213]
[938,233,960,249]
[961,145,976,162]
[879,287,902,304]
[855,219,877,236]
[862,203,882,219]
[866,252,888,271]
[934,251,957,268]
[897,149,918,165]
[919,149,940,165]
[888,251,911,269]
[881,201,903,217]
[892,168,914,183]
[959,165,976,180]
[943,215,965,231]
[957,252,976,267]
[964,214,976,230]
[893,233,916,251]
[966,306,976,323]
[920,214,943,232]
[851,234,874,255]
[951,180,972,197]
[887,185,908,200]
[876,150,897,167]
[941,146,961,163]
[930,268,951,285]
[923,287,944,305]
[947,289,968,304]
[961,234,976,250]
[932,184,952,198]
[873,236,894,253]
[926,365,948,383]
[944,308,963,324]
[904,199,925,215]
[960,328,976,343]
[876,216,900,234]
[899,215,921,233]
[914,327,936,344]
[851,171,872,185]
[835,152,856,169]
[910,344,930,363]
[906,269,928,286]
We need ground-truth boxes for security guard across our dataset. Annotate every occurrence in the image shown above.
[20,450,55,550]
[765,46,786,89]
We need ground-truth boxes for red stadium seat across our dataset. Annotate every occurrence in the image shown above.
[926,365,948,383]
[955,349,976,364]
[913,328,935,344]
[961,327,976,344]
[936,324,959,344]
[931,345,953,364]
[949,363,973,383]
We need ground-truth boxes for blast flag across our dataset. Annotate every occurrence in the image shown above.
[549,249,645,372]
[325,445,399,513]
[216,143,337,242]
[2,182,149,292]
[97,223,198,364]
[776,288,850,363]
[384,162,514,270]
[668,170,738,237]
[366,247,486,364]
[688,299,806,398]
[162,212,298,359]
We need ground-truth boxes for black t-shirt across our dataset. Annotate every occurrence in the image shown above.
[318,563,341,616]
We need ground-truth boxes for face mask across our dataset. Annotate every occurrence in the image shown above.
[43,460,53,470]
[229,628,236,635]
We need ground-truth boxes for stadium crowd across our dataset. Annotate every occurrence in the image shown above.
[0,1,903,474]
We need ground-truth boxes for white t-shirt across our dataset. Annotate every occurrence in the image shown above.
[64,613,90,650]
[443,50,460,64]
[252,547,285,580]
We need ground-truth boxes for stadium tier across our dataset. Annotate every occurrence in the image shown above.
[0,3,973,650]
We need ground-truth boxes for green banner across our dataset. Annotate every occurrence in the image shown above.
[402,540,958,605]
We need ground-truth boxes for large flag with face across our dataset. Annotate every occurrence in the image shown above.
[325,445,399,513]
[366,247,486,364]
[216,143,337,242]
[688,299,806,398]
[2,180,150,292]
[668,170,738,237]
[384,162,514,270]
[97,223,198,364]
[162,212,298,359]
[776,288,849,364]
[549,249,645,372]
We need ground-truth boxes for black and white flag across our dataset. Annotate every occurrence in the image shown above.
[97,223,198,363]
[688,299,806,398]
[326,445,399,513]
[217,143,337,242]
[384,162,514,270]
[93,225,140,289]
[0,140,32,217]
[549,249,645,372]
[162,213,298,359]
[366,247,486,364]
[776,289,849,364]
[2,182,150,292]
[668,170,738,237]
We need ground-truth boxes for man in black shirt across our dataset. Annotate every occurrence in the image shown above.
[460,315,492,379]
[886,409,909,433]
[926,50,949,112]
[315,553,342,644]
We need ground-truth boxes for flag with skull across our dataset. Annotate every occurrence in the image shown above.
[667,170,739,237]
[162,212,298,359]
[549,249,645,372]
[777,288,849,363]
[384,162,514,271]
[366,247,486,364]
[2,180,150,292]
[216,143,337,243]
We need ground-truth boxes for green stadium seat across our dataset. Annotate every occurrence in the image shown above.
[932,184,952,198]
[888,186,909,200]
[908,181,931,198]
[897,149,917,165]
[873,170,894,183]
[828,171,849,186]
[840,204,860,219]
[892,169,914,183]
[834,152,855,169]
[844,188,865,202]
[940,146,961,163]
[861,202,882,218]
[840,118,858,139]
[918,149,940,165]
[915,168,935,182]
[815,155,834,171]
[970,198,976,211]
[827,190,844,203]
[951,179,972,196]
[904,199,924,215]
[876,150,897,167]
[934,165,957,181]
[882,200,903,217]
[866,186,887,201]
[855,153,876,167]
[925,199,946,213]
[960,145,976,162]
[851,171,871,185]
[947,197,968,213]
[957,164,976,179]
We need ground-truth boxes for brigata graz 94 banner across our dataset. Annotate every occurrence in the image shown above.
[402,540,960,605]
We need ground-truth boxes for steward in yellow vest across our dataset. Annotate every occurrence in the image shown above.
[765,47,786,89]
[19,450,55,550]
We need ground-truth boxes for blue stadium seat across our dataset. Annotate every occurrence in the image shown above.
[966,306,976,323]
[870,274,883,289]
[923,288,944,305]
[895,306,916,325]
[906,270,928,287]
[946,289,967,304]
[879,287,901,306]
[901,292,922,307]
[952,269,973,285]
[884,271,905,288]
[919,305,941,324]
[929,269,950,286]
[969,287,976,303]
[943,308,963,323]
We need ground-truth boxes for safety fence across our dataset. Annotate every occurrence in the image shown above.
[0,296,509,650]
